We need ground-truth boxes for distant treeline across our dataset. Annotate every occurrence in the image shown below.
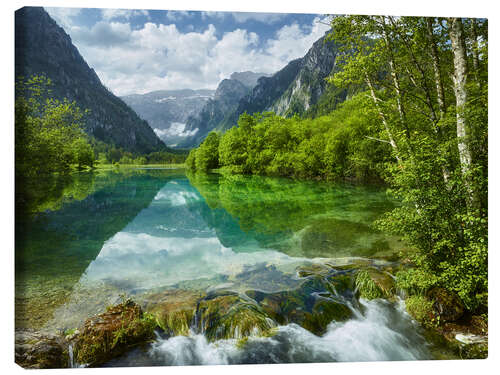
[15,75,187,178]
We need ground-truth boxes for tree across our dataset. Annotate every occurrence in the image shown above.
[15,75,95,176]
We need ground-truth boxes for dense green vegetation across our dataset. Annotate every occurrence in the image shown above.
[15,76,187,175]
[15,76,95,176]
[187,17,488,315]
[187,93,391,181]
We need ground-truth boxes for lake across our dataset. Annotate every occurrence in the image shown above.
[15,168,450,365]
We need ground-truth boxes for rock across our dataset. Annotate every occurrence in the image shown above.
[250,273,354,336]
[194,292,275,342]
[15,329,69,369]
[455,333,487,345]
[355,268,395,300]
[427,287,464,323]
[140,289,203,337]
[73,299,157,367]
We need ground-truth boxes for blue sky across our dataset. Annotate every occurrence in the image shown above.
[45,7,331,96]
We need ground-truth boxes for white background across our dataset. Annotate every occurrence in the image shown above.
[1,0,497,374]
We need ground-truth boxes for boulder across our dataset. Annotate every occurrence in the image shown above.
[140,289,203,337]
[15,329,69,369]
[73,299,157,367]
[427,287,464,323]
[355,268,395,300]
[194,292,275,342]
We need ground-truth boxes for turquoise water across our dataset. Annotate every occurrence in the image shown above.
[16,168,436,364]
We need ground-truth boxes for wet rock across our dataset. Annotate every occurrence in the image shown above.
[355,268,395,300]
[249,273,354,336]
[194,292,275,342]
[141,289,203,337]
[15,329,69,369]
[427,287,464,323]
[73,299,157,367]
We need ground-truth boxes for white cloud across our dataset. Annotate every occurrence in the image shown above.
[232,12,287,24]
[63,14,331,95]
[166,10,195,22]
[101,8,149,21]
[45,7,82,29]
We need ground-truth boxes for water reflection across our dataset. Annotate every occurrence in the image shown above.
[16,169,405,332]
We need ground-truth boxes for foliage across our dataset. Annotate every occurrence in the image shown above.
[355,270,385,300]
[15,75,95,176]
[395,268,438,296]
[405,295,436,328]
[327,16,488,312]
[188,96,391,181]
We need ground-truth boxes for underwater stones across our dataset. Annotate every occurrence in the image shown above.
[141,289,203,337]
[73,299,157,366]
[427,287,464,323]
[355,268,395,300]
[194,292,275,342]
[301,298,353,335]
[249,271,354,336]
[15,329,69,369]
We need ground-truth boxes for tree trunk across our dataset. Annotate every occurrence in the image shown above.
[449,17,474,206]
[426,18,446,121]
[365,74,401,164]
[470,18,482,89]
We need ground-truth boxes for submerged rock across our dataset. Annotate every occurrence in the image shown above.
[73,299,157,367]
[15,329,69,369]
[248,269,354,336]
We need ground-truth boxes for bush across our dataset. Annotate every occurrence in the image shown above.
[405,295,436,328]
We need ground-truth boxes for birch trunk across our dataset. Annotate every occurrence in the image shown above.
[449,17,474,206]
[426,18,446,120]
[365,74,401,164]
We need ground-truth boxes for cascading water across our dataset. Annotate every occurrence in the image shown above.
[103,298,430,367]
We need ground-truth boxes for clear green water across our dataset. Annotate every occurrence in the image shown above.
[15,168,407,335]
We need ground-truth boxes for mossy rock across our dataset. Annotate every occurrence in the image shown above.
[355,268,395,300]
[141,289,203,336]
[74,299,157,366]
[301,298,352,335]
[427,287,464,323]
[249,274,354,336]
[194,292,275,342]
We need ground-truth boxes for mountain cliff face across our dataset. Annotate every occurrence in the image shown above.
[178,72,270,148]
[121,89,215,146]
[228,33,338,123]
[15,7,166,154]
[180,33,339,148]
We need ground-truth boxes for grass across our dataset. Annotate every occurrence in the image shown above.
[95,163,186,170]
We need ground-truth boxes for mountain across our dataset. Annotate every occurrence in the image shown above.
[15,7,166,154]
[177,72,271,148]
[229,71,270,88]
[121,89,215,146]
[225,33,339,125]
[179,33,340,148]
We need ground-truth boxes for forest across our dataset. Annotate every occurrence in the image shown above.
[15,75,186,179]
[186,16,488,320]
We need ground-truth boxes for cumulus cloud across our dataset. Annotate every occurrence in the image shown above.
[232,12,287,24]
[165,10,195,22]
[62,12,331,95]
[101,8,149,21]
[45,7,82,29]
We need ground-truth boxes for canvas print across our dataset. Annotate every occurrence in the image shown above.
[14,6,488,369]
